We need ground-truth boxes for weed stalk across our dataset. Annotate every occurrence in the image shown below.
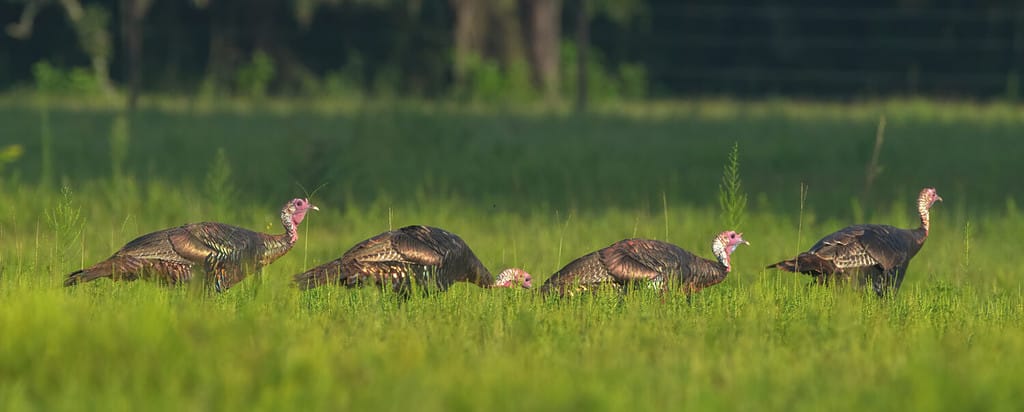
[718,142,747,230]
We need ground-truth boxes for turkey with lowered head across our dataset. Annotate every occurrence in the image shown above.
[293,225,532,295]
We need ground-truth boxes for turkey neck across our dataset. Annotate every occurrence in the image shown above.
[690,256,730,289]
[689,240,732,288]
[915,194,932,245]
[260,211,298,265]
[467,256,497,288]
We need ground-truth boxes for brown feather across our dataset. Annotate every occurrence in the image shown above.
[64,199,312,292]
[768,224,927,295]
[542,238,729,297]
[293,225,494,294]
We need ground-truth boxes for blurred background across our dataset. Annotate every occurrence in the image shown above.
[2,0,1024,105]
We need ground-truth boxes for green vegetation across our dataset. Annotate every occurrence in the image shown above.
[718,142,747,230]
[0,98,1022,411]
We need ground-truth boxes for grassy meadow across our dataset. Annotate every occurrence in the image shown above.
[0,97,1023,411]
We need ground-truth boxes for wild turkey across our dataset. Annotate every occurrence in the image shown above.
[64,198,318,292]
[540,231,749,297]
[767,187,942,296]
[293,225,532,295]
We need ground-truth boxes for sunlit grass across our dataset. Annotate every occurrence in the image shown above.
[0,97,1021,410]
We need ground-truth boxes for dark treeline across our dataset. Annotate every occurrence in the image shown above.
[2,0,1023,103]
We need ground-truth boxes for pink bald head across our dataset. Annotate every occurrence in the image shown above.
[717,230,749,255]
[920,187,943,209]
[495,268,533,289]
[281,198,319,243]
[286,198,319,226]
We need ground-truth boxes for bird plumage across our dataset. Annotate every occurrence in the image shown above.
[768,187,942,296]
[541,231,748,297]
[64,198,317,292]
[293,225,531,295]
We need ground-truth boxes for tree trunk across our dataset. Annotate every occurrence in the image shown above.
[64,0,114,93]
[4,0,44,40]
[450,0,487,89]
[575,0,588,111]
[522,0,562,99]
[490,1,526,69]
[121,0,151,110]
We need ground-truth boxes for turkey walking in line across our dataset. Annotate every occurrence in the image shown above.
[767,187,942,296]
[540,231,749,297]
[64,198,318,292]
[293,225,532,295]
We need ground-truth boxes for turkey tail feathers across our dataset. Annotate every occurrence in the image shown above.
[767,253,835,274]
[63,265,112,287]
[293,259,345,290]
[767,259,798,272]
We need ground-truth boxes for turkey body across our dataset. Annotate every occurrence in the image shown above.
[768,187,941,296]
[64,197,316,292]
[66,223,292,292]
[541,238,731,296]
[293,225,496,294]
[768,224,926,296]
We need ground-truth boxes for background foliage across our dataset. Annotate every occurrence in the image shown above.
[2,0,1024,101]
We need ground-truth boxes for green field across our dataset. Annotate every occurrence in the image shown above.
[1,98,1022,411]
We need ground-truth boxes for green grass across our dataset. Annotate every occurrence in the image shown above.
[0,97,1022,411]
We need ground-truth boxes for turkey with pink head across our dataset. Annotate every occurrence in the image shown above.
[293,225,532,295]
[767,187,942,296]
[64,198,318,292]
[540,231,749,297]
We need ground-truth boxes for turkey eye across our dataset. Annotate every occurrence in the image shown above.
[730,234,736,238]
[296,200,304,206]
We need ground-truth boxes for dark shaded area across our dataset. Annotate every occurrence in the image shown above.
[1,1,1023,98]
[641,1,1024,98]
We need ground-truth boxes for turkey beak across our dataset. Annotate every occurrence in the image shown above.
[935,195,943,203]
[311,205,320,211]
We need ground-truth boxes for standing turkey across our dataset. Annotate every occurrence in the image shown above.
[293,225,532,295]
[540,231,749,297]
[64,198,318,292]
[767,187,942,296]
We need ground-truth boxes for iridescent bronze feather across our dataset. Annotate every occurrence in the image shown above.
[768,187,942,296]
[540,231,748,297]
[293,225,531,295]
[64,198,318,292]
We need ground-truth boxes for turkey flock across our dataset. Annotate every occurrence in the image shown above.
[63,187,942,299]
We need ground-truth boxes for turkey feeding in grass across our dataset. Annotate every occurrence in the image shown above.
[293,225,532,296]
[767,187,942,296]
[540,231,749,297]
[64,198,318,292]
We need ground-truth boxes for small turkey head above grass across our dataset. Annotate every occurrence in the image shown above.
[712,230,749,273]
[282,198,319,243]
[921,187,943,208]
[495,268,533,289]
